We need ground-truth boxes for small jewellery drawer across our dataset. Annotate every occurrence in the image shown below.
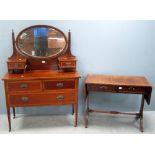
[44,80,75,90]
[7,81,42,92]
[8,63,25,69]
[60,61,76,68]
[8,93,75,106]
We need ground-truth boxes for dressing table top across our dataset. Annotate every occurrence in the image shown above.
[3,70,80,81]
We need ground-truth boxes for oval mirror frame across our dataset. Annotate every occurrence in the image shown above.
[16,25,68,59]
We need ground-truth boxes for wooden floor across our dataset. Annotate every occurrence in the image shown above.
[0,111,155,133]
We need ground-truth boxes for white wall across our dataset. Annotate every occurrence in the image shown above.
[0,20,154,114]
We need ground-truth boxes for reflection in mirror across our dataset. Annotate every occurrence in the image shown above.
[18,27,66,58]
[34,27,48,56]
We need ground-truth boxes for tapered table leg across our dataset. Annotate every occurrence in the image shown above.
[7,106,11,132]
[13,107,15,119]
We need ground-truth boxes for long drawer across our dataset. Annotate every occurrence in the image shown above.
[8,92,75,106]
[87,84,145,94]
[7,80,42,92]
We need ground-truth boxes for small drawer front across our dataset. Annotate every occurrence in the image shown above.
[60,61,76,68]
[44,80,75,90]
[9,93,75,106]
[7,81,42,92]
[87,84,115,92]
[8,63,25,69]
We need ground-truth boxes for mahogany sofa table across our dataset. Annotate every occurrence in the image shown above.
[85,74,152,132]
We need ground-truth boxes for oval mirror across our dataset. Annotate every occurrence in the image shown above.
[16,25,67,58]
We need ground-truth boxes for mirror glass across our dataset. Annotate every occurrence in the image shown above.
[17,26,67,58]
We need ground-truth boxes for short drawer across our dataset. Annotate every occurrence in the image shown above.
[8,93,75,106]
[60,61,76,68]
[8,63,25,69]
[44,80,75,90]
[7,81,42,92]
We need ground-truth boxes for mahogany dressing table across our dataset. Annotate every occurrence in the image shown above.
[2,25,80,131]
[85,74,152,132]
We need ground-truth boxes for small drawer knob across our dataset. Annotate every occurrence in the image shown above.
[56,95,64,100]
[56,83,64,88]
[42,60,46,64]
[21,96,29,102]
[118,86,123,90]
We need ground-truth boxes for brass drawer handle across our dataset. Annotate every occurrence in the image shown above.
[56,95,64,100]
[21,96,29,102]
[56,82,64,88]
[100,85,107,89]
[20,83,28,88]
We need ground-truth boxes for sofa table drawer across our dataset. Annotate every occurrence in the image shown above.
[87,84,115,92]
[8,93,75,106]
[87,84,146,94]
[7,81,42,92]
[44,80,75,90]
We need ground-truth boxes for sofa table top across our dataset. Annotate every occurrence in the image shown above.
[86,74,152,87]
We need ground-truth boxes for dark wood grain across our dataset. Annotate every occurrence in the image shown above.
[85,74,152,132]
[86,74,152,87]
